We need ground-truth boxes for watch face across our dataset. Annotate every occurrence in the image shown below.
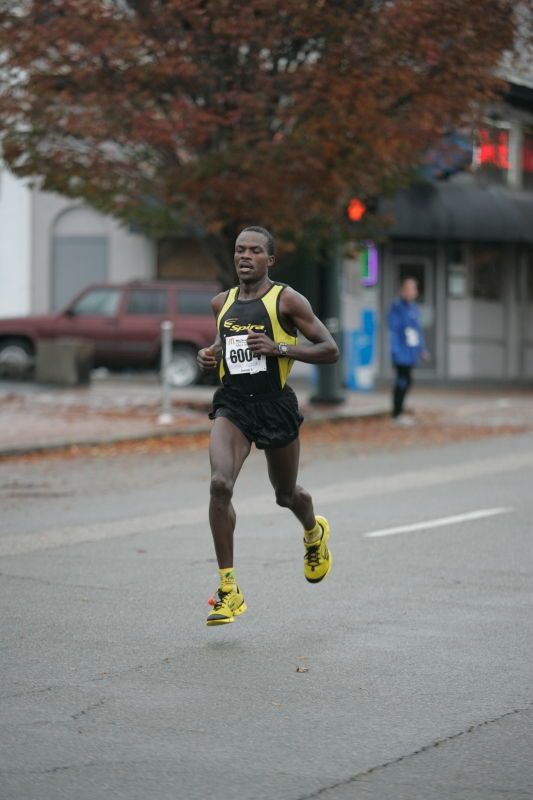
[279,343,288,355]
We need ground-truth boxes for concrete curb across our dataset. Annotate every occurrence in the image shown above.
[0,406,389,458]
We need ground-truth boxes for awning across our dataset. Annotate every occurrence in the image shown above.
[380,178,533,243]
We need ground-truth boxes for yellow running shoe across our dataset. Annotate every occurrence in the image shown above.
[304,515,332,583]
[206,585,247,626]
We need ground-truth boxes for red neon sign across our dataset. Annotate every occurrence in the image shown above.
[477,128,509,169]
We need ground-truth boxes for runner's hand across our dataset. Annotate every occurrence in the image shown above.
[247,332,277,356]
[197,346,219,371]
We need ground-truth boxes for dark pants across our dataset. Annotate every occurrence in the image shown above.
[392,365,412,418]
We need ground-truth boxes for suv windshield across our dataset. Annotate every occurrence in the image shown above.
[70,288,121,317]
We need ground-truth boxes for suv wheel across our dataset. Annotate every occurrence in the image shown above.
[166,345,200,388]
[0,339,34,377]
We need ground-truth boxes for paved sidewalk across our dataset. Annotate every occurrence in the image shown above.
[0,374,387,455]
[1,373,532,456]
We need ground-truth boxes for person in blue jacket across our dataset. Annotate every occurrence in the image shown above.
[387,277,428,424]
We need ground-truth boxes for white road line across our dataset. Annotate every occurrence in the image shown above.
[364,507,513,538]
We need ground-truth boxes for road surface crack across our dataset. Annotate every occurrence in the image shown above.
[296,703,533,799]
[9,761,100,775]
[0,757,161,776]
[71,698,105,720]
[0,686,59,701]
[90,654,178,682]
[0,571,120,592]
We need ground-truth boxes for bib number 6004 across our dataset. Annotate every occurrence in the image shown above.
[225,335,267,375]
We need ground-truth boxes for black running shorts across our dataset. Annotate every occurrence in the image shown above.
[209,385,304,449]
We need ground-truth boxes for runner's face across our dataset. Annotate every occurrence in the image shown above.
[234,232,274,283]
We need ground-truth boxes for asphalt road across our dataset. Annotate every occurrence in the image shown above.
[1,430,532,800]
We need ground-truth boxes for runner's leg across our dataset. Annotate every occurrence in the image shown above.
[209,416,251,568]
[266,437,332,583]
[264,438,316,530]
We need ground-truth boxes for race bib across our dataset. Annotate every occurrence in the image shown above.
[225,334,267,375]
[405,326,420,347]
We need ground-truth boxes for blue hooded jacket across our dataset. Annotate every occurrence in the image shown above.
[388,299,425,367]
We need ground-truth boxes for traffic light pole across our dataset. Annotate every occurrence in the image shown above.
[310,242,345,405]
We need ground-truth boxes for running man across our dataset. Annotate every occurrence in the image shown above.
[197,226,340,626]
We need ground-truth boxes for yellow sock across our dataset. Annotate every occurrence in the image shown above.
[304,520,322,544]
[218,567,236,590]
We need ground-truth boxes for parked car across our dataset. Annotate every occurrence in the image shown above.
[0,280,220,387]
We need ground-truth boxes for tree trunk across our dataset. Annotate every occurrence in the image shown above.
[208,228,239,289]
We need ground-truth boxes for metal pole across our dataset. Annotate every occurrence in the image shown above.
[157,320,174,425]
[310,242,345,405]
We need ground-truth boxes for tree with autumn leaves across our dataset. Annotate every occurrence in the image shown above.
[0,0,525,282]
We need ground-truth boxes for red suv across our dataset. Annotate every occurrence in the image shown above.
[0,280,220,387]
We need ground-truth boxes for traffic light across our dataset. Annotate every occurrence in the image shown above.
[347,197,367,222]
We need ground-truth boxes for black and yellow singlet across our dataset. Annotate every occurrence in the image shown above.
[217,282,298,396]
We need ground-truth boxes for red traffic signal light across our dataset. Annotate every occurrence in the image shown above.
[347,197,367,222]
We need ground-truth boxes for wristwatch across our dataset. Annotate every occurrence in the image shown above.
[277,342,290,356]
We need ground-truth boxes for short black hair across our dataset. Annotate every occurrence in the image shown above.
[239,226,275,256]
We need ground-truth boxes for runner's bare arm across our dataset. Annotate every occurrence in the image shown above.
[197,292,226,371]
[247,288,339,364]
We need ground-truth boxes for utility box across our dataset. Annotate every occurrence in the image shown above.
[36,339,94,386]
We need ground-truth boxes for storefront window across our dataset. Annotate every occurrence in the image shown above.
[470,245,503,301]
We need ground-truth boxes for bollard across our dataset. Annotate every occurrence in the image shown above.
[157,320,174,425]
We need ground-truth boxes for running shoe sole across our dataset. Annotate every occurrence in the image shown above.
[206,600,248,626]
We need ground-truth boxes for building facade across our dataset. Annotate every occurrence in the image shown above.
[0,175,155,317]
[0,169,32,317]
[342,79,533,386]
[379,183,533,381]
